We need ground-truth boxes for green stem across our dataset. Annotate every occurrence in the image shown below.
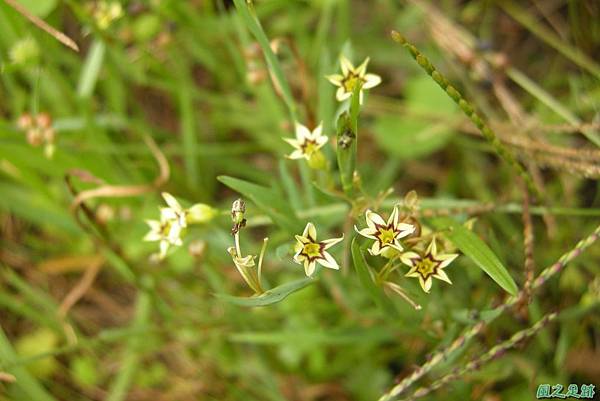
[106,290,152,401]
[391,31,541,200]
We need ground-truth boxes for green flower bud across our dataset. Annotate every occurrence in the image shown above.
[307,149,327,170]
[186,203,217,224]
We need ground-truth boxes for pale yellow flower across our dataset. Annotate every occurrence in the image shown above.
[293,222,344,277]
[144,192,216,259]
[284,122,328,161]
[143,216,183,259]
[355,206,415,257]
[401,239,458,293]
[326,56,382,104]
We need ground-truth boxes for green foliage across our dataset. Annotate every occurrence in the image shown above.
[430,217,519,296]
[374,76,457,159]
[215,277,315,307]
[0,1,598,401]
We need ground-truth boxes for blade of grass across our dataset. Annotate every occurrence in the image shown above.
[499,0,600,81]
[106,290,152,401]
[0,327,57,401]
[232,0,297,122]
[77,40,105,98]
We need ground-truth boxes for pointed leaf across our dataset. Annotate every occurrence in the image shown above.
[218,175,301,232]
[214,278,314,307]
[430,217,518,296]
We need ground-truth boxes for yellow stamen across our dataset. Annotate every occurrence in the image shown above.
[302,242,321,258]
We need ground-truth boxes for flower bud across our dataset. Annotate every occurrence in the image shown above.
[186,203,217,224]
[307,149,326,170]
[231,198,247,235]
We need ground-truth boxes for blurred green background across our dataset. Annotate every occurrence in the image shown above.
[0,1,599,400]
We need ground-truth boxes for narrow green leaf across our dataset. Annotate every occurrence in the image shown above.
[13,0,57,17]
[230,327,394,345]
[218,175,301,232]
[214,278,314,307]
[77,40,105,98]
[232,0,297,121]
[430,217,519,296]
[106,290,152,401]
[351,238,397,315]
[0,327,57,401]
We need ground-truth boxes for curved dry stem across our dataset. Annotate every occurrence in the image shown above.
[69,135,169,214]
[3,0,79,52]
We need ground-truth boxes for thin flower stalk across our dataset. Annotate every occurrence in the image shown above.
[521,185,535,305]
[378,321,486,401]
[391,31,541,199]
[228,198,267,294]
[379,223,600,401]
[383,281,422,310]
[402,312,558,401]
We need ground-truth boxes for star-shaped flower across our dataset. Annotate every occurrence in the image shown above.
[143,192,216,259]
[355,206,415,257]
[160,192,187,229]
[326,56,382,104]
[284,122,328,161]
[401,239,458,293]
[143,216,184,259]
[293,222,344,277]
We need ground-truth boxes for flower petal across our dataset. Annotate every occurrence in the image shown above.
[421,277,433,293]
[354,225,377,240]
[315,134,328,148]
[405,265,420,278]
[355,57,370,77]
[434,269,452,284]
[160,207,177,221]
[145,219,161,231]
[287,149,305,160]
[365,209,386,229]
[368,240,382,256]
[161,192,181,211]
[388,205,399,227]
[318,251,340,270]
[336,87,351,101]
[302,222,317,241]
[340,55,353,76]
[305,260,317,277]
[311,123,323,140]
[400,251,420,267]
[322,235,344,250]
[143,231,161,242]
[438,253,459,268]
[397,223,416,238]
[283,137,301,148]
[426,239,438,257]
[363,73,382,89]
[326,74,343,86]
[295,122,312,141]
[293,251,305,264]
[295,234,311,245]
[159,240,170,258]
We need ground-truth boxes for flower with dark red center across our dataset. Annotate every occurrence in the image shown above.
[293,222,344,277]
[401,238,458,293]
[354,206,415,257]
[326,56,382,104]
